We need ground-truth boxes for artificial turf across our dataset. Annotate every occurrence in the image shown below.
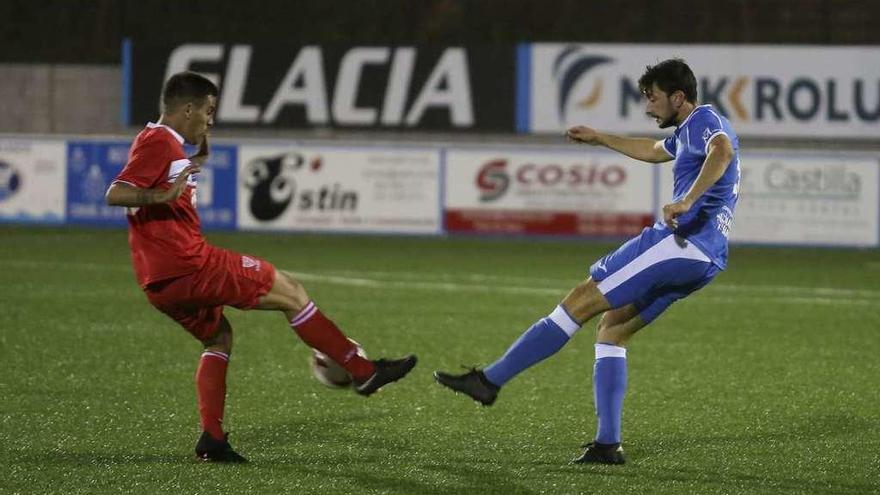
[1,226,878,494]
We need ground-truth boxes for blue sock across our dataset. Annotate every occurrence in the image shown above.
[593,343,628,445]
[484,305,581,387]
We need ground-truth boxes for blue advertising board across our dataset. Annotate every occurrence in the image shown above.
[66,140,237,230]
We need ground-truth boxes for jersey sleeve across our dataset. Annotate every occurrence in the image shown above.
[689,110,729,155]
[114,137,171,188]
[662,136,677,157]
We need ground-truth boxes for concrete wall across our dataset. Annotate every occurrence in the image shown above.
[0,65,122,134]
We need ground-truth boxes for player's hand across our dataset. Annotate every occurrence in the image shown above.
[189,134,210,166]
[565,126,603,145]
[662,199,693,230]
[164,163,201,202]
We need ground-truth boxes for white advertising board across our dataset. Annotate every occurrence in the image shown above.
[237,145,441,234]
[0,138,66,223]
[659,152,879,246]
[445,147,655,236]
[526,43,880,139]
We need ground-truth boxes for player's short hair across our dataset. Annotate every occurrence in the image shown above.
[161,71,218,112]
[638,59,697,103]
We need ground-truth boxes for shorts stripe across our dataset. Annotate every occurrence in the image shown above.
[597,235,710,295]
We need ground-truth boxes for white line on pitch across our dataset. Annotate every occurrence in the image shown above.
[3,259,877,305]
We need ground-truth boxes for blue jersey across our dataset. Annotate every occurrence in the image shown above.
[660,104,740,269]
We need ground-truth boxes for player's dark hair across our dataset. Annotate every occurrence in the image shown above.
[638,59,697,103]
[161,71,218,112]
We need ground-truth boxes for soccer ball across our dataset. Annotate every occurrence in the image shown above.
[310,339,367,388]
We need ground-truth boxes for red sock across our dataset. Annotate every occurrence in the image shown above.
[290,302,375,381]
[196,351,228,441]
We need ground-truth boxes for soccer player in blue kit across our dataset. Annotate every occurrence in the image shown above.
[434,58,740,464]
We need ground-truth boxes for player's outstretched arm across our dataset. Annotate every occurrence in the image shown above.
[566,126,672,164]
[105,163,200,207]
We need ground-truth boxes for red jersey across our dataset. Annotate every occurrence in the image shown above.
[114,123,210,287]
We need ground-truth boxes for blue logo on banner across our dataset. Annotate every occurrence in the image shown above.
[66,141,129,226]
[66,141,237,230]
[0,159,22,201]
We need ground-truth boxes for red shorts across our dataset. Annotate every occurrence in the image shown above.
[144,246,276,341]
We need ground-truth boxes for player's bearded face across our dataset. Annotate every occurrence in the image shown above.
[644,87,677,129]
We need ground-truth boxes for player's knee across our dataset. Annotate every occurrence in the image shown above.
[277,270,310,311]
[571,280,592,300]
[595,312,626,345]
[596,313,612,334]
[562,278,609,323]
[203,319,233,354]
[596,317,639,346]
[595,326,625,346]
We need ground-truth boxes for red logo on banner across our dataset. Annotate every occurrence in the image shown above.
[475,158,627,203]
[514,163,626,187]
[476,159,510,202]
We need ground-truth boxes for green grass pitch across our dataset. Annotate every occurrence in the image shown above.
[1,226,878,494]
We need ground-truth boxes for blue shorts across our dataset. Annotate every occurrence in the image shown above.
[589,227,720,323]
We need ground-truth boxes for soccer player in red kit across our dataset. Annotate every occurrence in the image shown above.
[105,71,417,463]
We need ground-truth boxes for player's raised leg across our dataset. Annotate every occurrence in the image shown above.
[433,278,611,405]
[257,270,417,396]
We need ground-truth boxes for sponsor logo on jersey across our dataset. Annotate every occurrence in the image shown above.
[241,255,261,270]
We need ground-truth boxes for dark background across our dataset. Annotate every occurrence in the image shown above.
[3,0,879,64]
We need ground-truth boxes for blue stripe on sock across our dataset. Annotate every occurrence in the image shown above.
[484,316,570,386]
